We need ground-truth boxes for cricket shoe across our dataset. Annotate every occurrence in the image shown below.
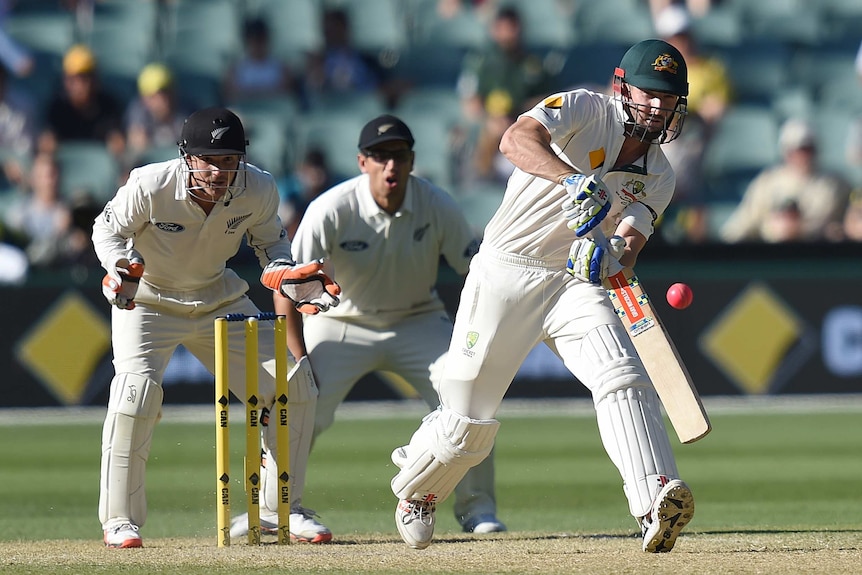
[229,507,332,543]
[395,499,436,549]
[462,514,507,534]
[103,522,143,548]
[641,479,694,553]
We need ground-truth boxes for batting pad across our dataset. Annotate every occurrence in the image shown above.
[99,373,163,528]
[261,356,318,512]
[595,387,679,517]
[391,408,500,503]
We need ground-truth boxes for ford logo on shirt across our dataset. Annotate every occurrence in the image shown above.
[340,240,368,251]
[155,222,185,232]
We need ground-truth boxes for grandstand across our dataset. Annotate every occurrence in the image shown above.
[2,0,861,242]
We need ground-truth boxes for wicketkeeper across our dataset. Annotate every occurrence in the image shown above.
[93,107,340,548]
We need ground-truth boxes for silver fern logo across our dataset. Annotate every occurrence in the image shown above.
[211,126,230,140]
[225,213,252,234]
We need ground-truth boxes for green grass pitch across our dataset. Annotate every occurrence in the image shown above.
[1,397,861,574]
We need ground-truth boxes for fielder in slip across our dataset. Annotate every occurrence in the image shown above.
[390,39,696,553]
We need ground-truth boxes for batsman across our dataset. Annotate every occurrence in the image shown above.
[92,107,340,548]
[391,39,696,552]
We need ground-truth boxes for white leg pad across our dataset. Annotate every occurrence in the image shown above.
[391,408,500,503]
[261,356,318,512]
[99,373,163,528]
[596,387,679,518]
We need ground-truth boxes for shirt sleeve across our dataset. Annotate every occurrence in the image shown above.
[522,89,602,147]
[91,174,150,271]
[290,196,334,263]
[245,175,294,266]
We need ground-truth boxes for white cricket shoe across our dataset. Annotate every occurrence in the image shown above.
[462,514,507,534]
[641,479,694,553]
[395,499,436,549]
[103,522,143,548]
[229,507,332,543]
[283,507,332,543]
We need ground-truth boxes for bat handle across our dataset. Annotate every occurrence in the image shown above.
[588,228,624,276]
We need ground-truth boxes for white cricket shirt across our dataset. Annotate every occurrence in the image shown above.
[483,89,676,264]
[92,158,292,307]
[292,174,480,328]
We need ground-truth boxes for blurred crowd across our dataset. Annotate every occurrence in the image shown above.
[1,0,861,283]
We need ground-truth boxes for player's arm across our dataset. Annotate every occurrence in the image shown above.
[612,220,647,269]
[92,177,150,309]
[274,292,308,360]
[499,116,581,184]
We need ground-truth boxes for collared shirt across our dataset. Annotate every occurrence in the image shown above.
[92,158,292,304]
[483,89,676,264]
[292,173,479,328]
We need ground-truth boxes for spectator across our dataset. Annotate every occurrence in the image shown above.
[841,190,862,242]
[3,152,73,266]
[124,62,189,169]
[648,0,717,19]
[720,118,852,243]
[0,0,34,77]
[0,63,37,191]
[0,240,27,283]
[39,44,125,159]
[277,147,339,240]
[456,6,554,122]
[458,90,516,187]
[844,41,862,170]
[223,17,298,105]
[304,8,383,99]
[654,3,733,243]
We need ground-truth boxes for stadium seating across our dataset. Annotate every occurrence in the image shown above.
[246,0,324,67]
[327,0,408,53]
[54,143,121,202]
[408,2,488,50]
[572,1,654,45]
[702,105,780,201]
[3,0,860,247]
[457,184,506,235]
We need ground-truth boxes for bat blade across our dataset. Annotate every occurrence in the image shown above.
[604,269,711,443]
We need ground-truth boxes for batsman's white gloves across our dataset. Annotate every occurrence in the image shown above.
[101,249,145,310]
[566,235,626,284]
[560,174,612,237]
[261,258,341,315]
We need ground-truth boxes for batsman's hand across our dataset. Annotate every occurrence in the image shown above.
[566,235,625,284]
[261,258,341,315]
[102,250,145,310]
[560,174,612,237]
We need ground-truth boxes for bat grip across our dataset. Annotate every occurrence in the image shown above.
[588,228,623,276]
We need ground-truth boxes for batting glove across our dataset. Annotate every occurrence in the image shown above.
[261,258,341,314]
[101,249,145,310]
[566,235,626,284]
[560,174,612,237]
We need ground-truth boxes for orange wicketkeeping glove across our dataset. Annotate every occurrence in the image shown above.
[102,250,145,310]
[260,259,341,314]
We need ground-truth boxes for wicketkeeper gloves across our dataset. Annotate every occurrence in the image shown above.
[101,249,145,310]
[260,259,341,314]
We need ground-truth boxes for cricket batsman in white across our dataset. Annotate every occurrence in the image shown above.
[92,107,340,548]
[391,39,696,552]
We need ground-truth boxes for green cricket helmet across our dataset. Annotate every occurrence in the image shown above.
[613,39,689,144]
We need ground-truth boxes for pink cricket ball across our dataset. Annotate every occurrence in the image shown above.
[666,283,693,310]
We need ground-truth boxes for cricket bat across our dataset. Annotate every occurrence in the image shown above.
[591,230,711,443]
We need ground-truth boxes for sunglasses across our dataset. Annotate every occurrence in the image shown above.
[362,149,412,164]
